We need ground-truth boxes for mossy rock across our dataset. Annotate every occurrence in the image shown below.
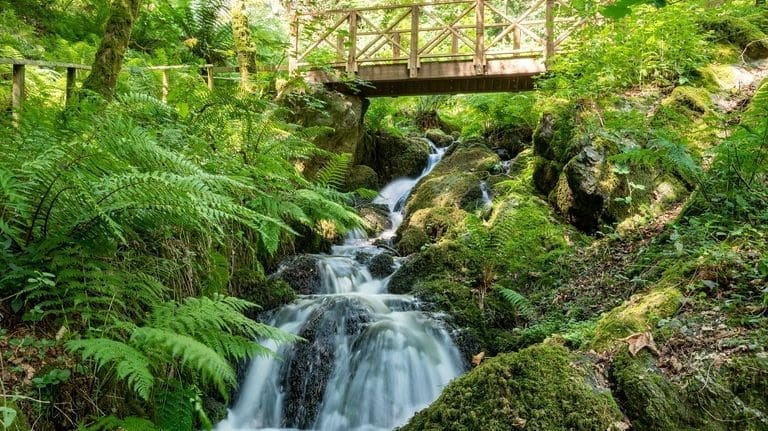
[358,204,390,236]
[0,400,31,431]
[484,124,533,158]
[533,104,582,164]
[661,86,713,117]
[400,343,625,431]
[430,145,499,177]
[701,14,768,59]
[405,172,484,216]
[397,226,429,256]
[610,349,692,430]
[412,279,518,354]
[408,206,467,242]
[234,271,298,312]
[362,131,430,183]
[344,164,379,191]
[611,349,768,431]
[425,128,454,147]
[591,287,682,351]
[533,156,561,195]
[388,241,468,294]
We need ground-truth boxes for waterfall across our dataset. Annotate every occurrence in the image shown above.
[217,141,464,431]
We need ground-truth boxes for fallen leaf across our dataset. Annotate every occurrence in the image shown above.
[512,417,527,428]
[624,331,660,357]
[472,351,486,366]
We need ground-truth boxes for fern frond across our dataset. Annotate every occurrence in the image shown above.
[66,338,154,400]
[498,288,534,319]
[315,153,351,189]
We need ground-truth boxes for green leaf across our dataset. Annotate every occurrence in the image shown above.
[0,406,17,428]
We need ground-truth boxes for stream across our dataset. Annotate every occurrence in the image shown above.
[216,141,465,431]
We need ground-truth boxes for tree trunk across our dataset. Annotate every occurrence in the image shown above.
[82,0,142,100]
[232,0,258,92]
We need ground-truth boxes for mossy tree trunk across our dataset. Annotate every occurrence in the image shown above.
[82,0,142,100]
[232,0,258,92]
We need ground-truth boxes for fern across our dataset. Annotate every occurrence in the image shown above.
[314,153,352,189]
[498,288,534,319]
[66,338,155,400]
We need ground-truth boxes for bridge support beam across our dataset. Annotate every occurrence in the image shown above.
[474,0,486,75]
[409,6,419,78]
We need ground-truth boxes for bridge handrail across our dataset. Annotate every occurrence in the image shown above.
[288,0,587,76]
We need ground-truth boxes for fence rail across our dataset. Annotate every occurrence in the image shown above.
[288,0,586,77]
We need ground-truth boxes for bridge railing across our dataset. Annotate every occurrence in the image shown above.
[288,0,588,77]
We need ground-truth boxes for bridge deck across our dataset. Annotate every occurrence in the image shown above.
[290,0,587,97]
[310,58,545,97]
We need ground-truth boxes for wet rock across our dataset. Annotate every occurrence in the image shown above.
[368,253,395,278]
[397,227,429,256]
[281,297,373,428]
[271,255,321,294]
[358,204,390,236]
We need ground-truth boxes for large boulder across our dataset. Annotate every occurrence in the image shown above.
[400,343,625,431]
[344,164,379,191]
[360,131,430,183]
[485,124,532,160]
[425,128,455,147]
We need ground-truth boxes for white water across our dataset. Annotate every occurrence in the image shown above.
[217,141,463,431]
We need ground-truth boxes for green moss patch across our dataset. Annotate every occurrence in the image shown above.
[591,287,682,351]
[400,344,624,431]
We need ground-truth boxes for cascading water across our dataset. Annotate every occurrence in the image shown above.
[217,141,463,431]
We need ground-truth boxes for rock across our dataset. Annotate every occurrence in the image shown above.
[368,253,395,278]
[407,207,466,242]
[700,15,768,60]
[533,157,561,195]
[234,271,298,313]
[484,124,532,158]
[591,287,682,351]
[400,343,624,431]
[282,86,368,176]
[388,241,467,294]
[281,297,373,428]
[660,86,712,117]
[358,204,390,236]
[360,131,430,183]
[424,128,454,147]
[396,227,429,256]
[560,146,608,232]
[271,255,321,294]
[344,164,379,191]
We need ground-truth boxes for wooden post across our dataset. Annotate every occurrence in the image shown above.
[65,67,77,106]
[452,26,459,55]
[337,33,345,62]
[12,64,25,125]
[161,69,170,103]
[206,66,214,91]
[545,0,555,62]
[409,5,419,78]
[474,0,485,74]
[393,32,401,59]
[288,2,299,74]
[513,26,521,50]
[347,11,358,75]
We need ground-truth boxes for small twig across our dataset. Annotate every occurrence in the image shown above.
[0,394,50,404]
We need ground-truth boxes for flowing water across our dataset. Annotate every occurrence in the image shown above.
[217,141,464,431]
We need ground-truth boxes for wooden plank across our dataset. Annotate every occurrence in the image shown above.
[303,0,471,15]
[347,12,358,74]
[65,67,76,106]
[206,66,214,90]
[0,58,91,70]
[12,64,25,125]
[474,0,485,74]
[545,0,555,61]
[393,32,401,58]
[409,6,419,78]
[161,69,170,103]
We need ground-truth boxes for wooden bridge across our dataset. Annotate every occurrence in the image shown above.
[288,0,589,97]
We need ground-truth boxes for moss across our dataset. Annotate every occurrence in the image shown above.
[397,226,429,256]
[610,349,692,430]
[661,86,713,117]
[400,344,624,431]
[591,287,682,351]
[234,271,298,311]
[388,241,468,294]
[532,157,561,195]
[344,164,379,191]
[405,172,484,215]
[424,128,454,147]
[701,14,768,59]
[408,206,467,242]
